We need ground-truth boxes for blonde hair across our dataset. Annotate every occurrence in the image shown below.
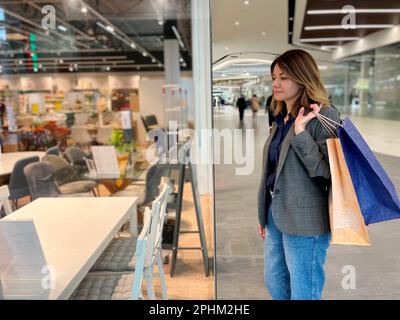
[270,49,330,117]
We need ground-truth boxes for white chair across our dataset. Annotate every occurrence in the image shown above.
[96,126,113,145]
[0,185,13,216]
[74,112,90,126]
[70,126,92,146]
[70,179,172,300]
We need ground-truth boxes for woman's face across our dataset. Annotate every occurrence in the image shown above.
[272,64,300,102]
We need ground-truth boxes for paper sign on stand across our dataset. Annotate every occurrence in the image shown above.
[91,146,120,179]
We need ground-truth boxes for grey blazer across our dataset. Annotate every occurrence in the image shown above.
[258,106,341,236]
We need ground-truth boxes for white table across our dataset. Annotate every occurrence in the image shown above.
[0,152,46,176]
[0,196,138,299]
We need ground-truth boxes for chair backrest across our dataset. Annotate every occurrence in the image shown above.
[141,162,169,206]
[65,146,89,164]
[45,146,60,156]
[145,115,158,126]
[73,113,90,126]
[0,185,13,216]
[145,179,173,268]
[96,126,113,145]
[42,154,77,185]
[23,162,60,200]
[8,156,40,200]
[70,126,92,145]
[130,207,152,300]
[141,116,149,132]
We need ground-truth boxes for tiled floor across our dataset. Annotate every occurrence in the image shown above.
[214,106,400,300]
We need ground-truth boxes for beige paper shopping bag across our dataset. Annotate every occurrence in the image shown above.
[327,138,370,246]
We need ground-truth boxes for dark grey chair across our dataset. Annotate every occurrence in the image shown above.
[111,162,169,206]
[42,155,98,196]
[23,162,91,200]
[65,146,92,176]
[45,146,60,156]
[8,156,40,208]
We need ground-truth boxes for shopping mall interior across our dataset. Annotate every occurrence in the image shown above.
[213,0,400,300]
[0,0,399,301]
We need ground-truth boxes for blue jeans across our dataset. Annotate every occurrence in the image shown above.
[264,205,331,300]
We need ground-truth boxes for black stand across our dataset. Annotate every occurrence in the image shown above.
[164,143,210,277]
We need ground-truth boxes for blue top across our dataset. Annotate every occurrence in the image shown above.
[267,112,295,192]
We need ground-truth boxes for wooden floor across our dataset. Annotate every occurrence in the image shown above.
[14,181,215,300]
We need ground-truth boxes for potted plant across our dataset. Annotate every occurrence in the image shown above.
[109,129,136,161]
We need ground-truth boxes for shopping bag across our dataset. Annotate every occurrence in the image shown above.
[337,118,400,225]
[327,138,370,246]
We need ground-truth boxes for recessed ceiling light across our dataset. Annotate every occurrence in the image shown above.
[158,19,164,26]
[180,58,184,62]
[130,43,136,49]
[289,17,293,21]
[74,64,78,68]
[261,32,266,36]
[244,1,250,5]
[158,63,162,67]
[152,58,156,63]
[81,7,88,13]
[106,25,114,33]
[235,21,240,26]
[225,46,229,50]
[59,59,64,63]
[18,60,23,65]
[105,66,110,71]
[69,66,74,72]
[142,52,148,57]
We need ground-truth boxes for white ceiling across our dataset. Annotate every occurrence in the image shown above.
[211,0,333,63]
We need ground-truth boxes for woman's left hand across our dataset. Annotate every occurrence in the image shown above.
[294,103,322,135]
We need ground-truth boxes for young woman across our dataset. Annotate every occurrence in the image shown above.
[258,49,341,300]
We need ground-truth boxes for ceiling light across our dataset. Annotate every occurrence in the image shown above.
[307,9,400,14]
[261,32,266,36]
[69,66,73,72]
[142,52,147,57]
[105,66,110,71]
[171,25,185,49]
[158,63,162,67]
[180,58,184,63]
[299,37,360,42]
[225,46,229,50]
[59,59,64,63]
[318,65,328,70]
[74,64,78,68]
[321,45,340,50]
[130,43,136,49]
[151,58,156,63]
[158,19,164,26]
[235,21,240,26]
[106,25,114,33]
[81,7,88,13]
[289,17,293,21]
[18,60,23,65]
[222,74,226,77]
[244,1,250,5]
[305,24,394,30]
[58,25,68,32]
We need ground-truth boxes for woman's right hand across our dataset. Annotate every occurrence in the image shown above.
[258,224,266,240]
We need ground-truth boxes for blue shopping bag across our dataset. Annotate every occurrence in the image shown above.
[337,117,400,225]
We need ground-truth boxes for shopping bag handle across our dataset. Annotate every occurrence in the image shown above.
[314,112,343,138]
